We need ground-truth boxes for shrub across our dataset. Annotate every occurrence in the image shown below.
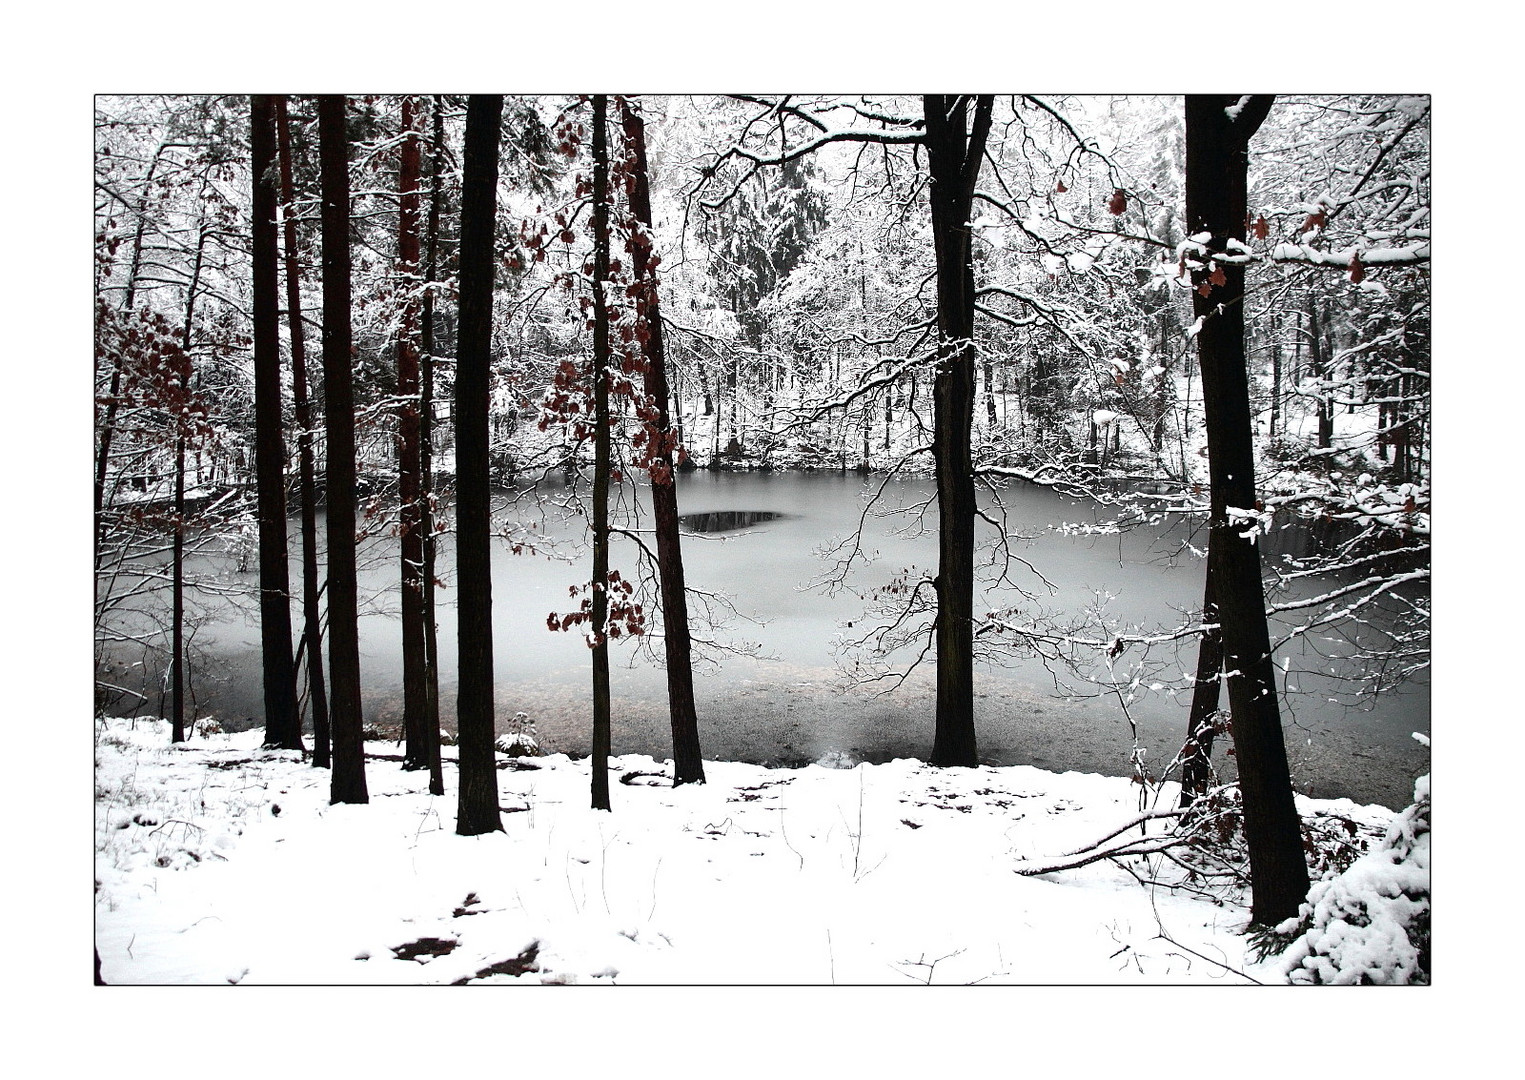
[494,711,541,757]
[1271,775,1430,984]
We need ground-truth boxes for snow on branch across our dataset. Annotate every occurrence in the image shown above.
[1266,241,1430,269]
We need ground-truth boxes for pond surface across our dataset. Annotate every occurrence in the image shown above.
[112,470,1430,808]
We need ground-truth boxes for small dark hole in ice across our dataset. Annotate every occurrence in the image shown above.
[678,510,786,534]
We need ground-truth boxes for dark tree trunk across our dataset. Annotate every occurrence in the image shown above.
[276,95,330,768]
[622,98,705,786]
[94,353,124,562]
[171,430,185,744]
[396,96,430,773]
[1268,311,1282,441]
[983,357,998,429]
[697,362,713,417]
[1178,558,1223,807]
[454,94,504,834]
[1185,94,1308,925]
[318,95,368,804]
[1307,294,1334,450]
[97,145,169,560]
[590,95,614,812]
[421,95,446,797]
[251,95,302,751]
[169,225,208,745]
[922,94,992,768]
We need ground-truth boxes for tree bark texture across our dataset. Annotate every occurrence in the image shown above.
[171,429,185,744]
[421,95,446,797]
[454,94,504,835]
[251,95,302,751]
[169,224,207,744]
[590,95,614,812]
[318,94,369,804]
[396,96,430,773]
[276,95,331,767]
[1178,556,1223,807]
[1185,94,1308,924]
[1306,294,1334,451]
[923,94,992,768]
[621,98,706,786]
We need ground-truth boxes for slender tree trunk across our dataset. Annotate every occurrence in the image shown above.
[171,430,185,743]
[1269,311,1282,441]
[421,95,446,797]
[1185,94,1308,925]
[697,363,713,417]
[251,95,302,751]
[396,96,430,773]
[318,95,368,804]
[276,96,331,767]
[1307,293,1333,450]
[923,94,992,768]
[621,98,705,785]
[169,224,207,744]
[97,145,169,560]
[95,354,125,562]
[1178,558,1223,807]
[589,95,614,812]
[454,94,504,834]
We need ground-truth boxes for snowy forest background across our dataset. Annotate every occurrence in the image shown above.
[25,1,1521,1071]
[91,91,1432,763]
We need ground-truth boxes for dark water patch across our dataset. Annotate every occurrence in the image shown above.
[678,509,787,533]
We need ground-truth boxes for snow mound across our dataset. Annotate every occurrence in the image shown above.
[1274,774,1430,985]
[494,711,541,757]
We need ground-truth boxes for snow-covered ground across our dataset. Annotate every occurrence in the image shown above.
[95,716,1410,988]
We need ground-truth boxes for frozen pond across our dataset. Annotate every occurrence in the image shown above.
[107,470,1431,808]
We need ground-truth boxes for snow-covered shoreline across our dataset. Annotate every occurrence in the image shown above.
[93,716,1410,986]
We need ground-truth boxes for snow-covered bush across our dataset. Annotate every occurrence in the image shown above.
[1273,775,1430,984]
[815,749,858,770]
[495,711,541,757]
